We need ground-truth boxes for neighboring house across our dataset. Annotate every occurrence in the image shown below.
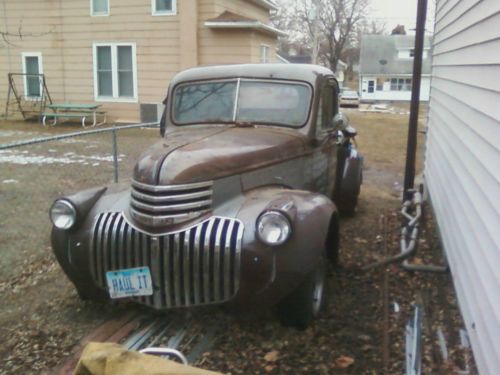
[359,34,432,101]
[424,0,500,374]
[0,0,284,122]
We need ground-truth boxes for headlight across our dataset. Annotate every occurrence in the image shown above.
[50,200,77,230]
[256,211,292,246]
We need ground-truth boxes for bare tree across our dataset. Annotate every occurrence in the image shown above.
[0,22,54,48]
[273,0,369,72]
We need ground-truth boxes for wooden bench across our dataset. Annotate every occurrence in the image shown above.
[42,103,106,128]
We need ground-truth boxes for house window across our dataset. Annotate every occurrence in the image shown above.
[260,45,270,63]
[22,52,43,99]
[404,78,412,91]
[152,0,176,15]
[390,78,412,91]
[91,0,109,16]
[409,49,415,57]
[93,43,137,101]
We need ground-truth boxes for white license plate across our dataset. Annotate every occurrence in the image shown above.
[106,266,153,299]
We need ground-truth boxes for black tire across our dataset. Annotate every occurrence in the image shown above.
[337,193,358,217]
[277,256,327,330]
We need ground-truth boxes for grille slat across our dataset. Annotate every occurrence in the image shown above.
[173,233,182,306]
[203,219,216,304]
[162,236,173,308]
[150,237,162,309]
[183,229,192,307]
[125,225,133,269]
[223,220,235,300]
[131,189,212,203]
[235,224,244,294]
[102,213,116,284]
[110,215,122,270]
[130,180,214,227]
[91,213,105,283]
[91,213,243,309]
[214,220,224,302]
[193,225,203,305]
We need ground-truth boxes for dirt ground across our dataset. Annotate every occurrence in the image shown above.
[0,108,471,374]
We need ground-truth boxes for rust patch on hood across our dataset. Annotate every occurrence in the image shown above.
[134,126,308,185]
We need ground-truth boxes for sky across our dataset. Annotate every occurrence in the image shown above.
[367,0,436,34]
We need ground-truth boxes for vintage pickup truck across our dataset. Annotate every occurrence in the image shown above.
[50,64,363,329]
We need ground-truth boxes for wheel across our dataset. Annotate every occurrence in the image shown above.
[277,256,327,330]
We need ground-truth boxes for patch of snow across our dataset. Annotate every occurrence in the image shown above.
[0,149,115,165]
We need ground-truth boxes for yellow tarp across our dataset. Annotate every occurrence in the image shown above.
[73,342,222,375]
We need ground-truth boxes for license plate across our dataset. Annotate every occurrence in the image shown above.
[106,267,153,299]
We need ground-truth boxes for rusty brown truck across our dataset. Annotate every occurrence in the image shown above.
[50,64,363,329]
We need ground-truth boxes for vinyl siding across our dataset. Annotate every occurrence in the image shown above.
[424,1,500,373]
[1,0,278,122]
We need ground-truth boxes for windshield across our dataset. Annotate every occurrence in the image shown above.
[343,91,358,96]
[173,79,312,127]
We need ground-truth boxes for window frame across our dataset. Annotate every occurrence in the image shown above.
[22,52,43,100]
[170,78,313,129]
[152,0,177,16]
[92,42,138,103]
[260,44,270,63]
[90,0,109,17]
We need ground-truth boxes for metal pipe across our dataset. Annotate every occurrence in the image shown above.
[0,121,159,150]
[406,304,423,375]
[362,226,418,270]
[403,0,428,201]
[402,259,448,273]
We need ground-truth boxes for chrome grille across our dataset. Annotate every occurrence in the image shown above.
[90,212,243,309]
[130,180,213,226]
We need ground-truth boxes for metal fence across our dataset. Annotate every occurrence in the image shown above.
[0,122,159,281]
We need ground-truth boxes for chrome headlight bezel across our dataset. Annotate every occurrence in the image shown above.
[50,199,77,230]
[256,210,292,246]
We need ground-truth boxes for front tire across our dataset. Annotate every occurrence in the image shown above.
[277,256,327,330]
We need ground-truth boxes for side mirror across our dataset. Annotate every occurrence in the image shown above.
[332,112,349,131]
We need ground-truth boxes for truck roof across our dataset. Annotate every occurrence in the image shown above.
[170,64,335,87]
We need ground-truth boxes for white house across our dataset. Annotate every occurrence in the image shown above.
[359,35,432,101]
[424,0,500,373]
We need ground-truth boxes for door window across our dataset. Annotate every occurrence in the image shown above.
[368,80,375,93]
[316,84,335,135]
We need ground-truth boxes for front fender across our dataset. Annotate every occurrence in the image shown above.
[232,187,337,306]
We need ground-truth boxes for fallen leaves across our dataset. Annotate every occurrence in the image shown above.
[264,350,280,362]
[335,355,355,368]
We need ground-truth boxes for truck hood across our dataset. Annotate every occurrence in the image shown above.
[133,126,308,185]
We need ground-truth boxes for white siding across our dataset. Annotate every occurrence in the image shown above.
[425,1,500,373]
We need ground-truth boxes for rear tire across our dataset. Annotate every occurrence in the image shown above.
[337,193,358,217]
[277,256,327,330]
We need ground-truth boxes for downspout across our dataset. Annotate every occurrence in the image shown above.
[403,0,428,201]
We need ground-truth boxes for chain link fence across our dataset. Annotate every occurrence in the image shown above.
[0,122,160,281]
